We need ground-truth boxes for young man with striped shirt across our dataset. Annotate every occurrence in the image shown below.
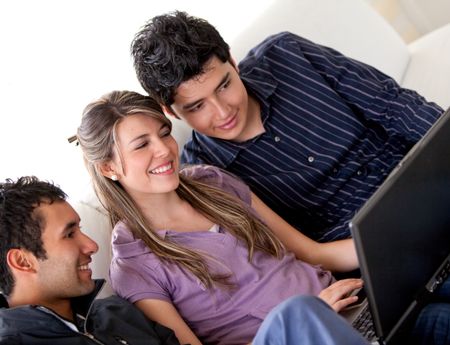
[131,11,443,243]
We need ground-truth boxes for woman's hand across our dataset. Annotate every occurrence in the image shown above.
[318,278,363,312]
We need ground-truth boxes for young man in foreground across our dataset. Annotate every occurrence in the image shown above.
[0,176,369,344]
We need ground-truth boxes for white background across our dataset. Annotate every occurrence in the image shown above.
[0,0,274,201]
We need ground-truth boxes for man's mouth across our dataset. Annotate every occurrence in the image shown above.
[150,161,173,174]
[217,115,237,130]
[78,264,91,271]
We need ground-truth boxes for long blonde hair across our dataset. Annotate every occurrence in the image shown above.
[77,90,284,288]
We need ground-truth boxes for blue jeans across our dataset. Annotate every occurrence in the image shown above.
[411,277,450,345]
[254,279,450,345]
[253,295,369,345]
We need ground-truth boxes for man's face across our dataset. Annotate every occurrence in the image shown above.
[35,200,98,301]
[167,56,254,142]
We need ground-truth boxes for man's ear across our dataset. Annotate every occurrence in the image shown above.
[7,249,36,273]
[229,54,239,73]
[161,105,180,120]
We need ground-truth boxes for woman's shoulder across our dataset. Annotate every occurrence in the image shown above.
[180,164,251,204]
[180,163,222,178]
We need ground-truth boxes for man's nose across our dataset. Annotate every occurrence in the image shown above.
[212,97,230,119]
[81,231,99,254]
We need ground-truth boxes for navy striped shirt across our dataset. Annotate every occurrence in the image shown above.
[181,32,443,242]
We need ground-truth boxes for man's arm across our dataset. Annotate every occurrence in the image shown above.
[277,32,443,142]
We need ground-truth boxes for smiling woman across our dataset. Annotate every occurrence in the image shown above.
[0,0,275,201]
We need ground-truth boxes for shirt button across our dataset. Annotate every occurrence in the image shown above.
[333,168,338,173]
[357,170,362,175]
[308,156,314,163]
[274,136,281,142]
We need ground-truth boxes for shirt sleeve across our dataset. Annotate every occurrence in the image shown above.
[180,165,252,206]
[109,225,171,304]
[110,257,171,304]
[269,32,443,143]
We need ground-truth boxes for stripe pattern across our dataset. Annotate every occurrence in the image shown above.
[182,32,442,241]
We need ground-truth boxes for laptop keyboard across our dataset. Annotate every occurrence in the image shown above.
[352,303,376,341]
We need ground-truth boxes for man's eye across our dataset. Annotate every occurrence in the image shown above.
[219,80,231,91]
[65,231,75,239]
[188,103,203,113]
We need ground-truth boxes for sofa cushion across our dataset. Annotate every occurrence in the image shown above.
[229,0,410,83]
[72,186,114,297]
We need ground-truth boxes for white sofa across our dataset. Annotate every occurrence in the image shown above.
[74,0,450,297]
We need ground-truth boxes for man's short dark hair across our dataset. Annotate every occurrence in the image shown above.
[0,176,66,296]
[131,11,230,106]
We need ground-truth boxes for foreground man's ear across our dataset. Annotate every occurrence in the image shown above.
[7,249,37,274]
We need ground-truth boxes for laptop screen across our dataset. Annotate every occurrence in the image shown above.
[350,108,450,342]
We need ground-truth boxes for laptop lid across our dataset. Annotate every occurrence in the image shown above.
[349,108,450,343]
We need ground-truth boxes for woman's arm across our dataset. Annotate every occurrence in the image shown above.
[135,298,202,345]
[251,192,358,272]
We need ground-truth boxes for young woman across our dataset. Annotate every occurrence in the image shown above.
[77,90,362,345]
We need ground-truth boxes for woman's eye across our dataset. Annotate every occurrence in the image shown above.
[135,142,148,150]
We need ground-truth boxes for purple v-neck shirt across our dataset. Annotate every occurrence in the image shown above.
[110,165,334,345]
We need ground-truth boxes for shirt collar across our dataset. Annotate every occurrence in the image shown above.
[190,63,277,168]
[0,279,105,318]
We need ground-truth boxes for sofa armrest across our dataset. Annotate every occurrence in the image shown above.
[402,23,450,109]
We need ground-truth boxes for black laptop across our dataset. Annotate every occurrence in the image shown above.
[342,107,450,344]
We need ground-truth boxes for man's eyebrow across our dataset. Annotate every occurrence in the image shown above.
[62,220,78,235]
[182,72,230,110]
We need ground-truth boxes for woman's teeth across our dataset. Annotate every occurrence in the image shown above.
[150,162,172,174]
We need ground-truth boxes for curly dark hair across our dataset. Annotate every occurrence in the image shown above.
[0,176,66,296]
[131,11,230,106]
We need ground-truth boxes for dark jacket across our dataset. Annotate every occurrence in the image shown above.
[0,280,180,345]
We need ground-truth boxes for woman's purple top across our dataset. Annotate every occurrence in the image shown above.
[110,165,334,345]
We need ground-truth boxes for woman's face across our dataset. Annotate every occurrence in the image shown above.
[110,113,180,198]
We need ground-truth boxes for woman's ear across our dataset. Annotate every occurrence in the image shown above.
[161,105,180,120]
[98,161,119,181]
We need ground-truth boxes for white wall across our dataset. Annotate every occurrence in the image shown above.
[366,0,450,42]
[0,0,274,201]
